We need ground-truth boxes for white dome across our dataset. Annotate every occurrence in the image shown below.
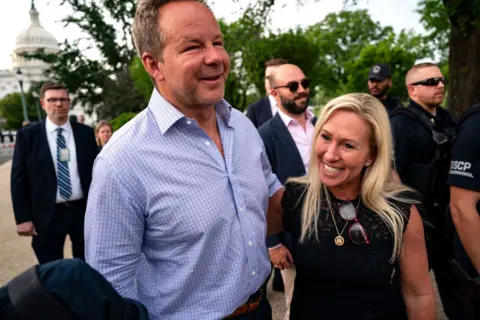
[11,2,59,71]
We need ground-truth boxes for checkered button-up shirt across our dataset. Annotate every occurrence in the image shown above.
[85,89,282,320]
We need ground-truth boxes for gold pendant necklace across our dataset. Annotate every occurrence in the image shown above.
[326,194,348,246]
[334,235,345,246]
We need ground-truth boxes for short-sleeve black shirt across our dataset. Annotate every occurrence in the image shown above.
[447,111,480,192]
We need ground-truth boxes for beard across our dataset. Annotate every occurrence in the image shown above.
[279,93,310,115]
[370,86,389,99]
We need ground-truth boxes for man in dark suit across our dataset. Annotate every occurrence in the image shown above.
[246,58,288,128]
[11,83,98,264]
[258,64,315,319]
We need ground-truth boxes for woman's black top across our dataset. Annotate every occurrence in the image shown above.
[282,182,416,320]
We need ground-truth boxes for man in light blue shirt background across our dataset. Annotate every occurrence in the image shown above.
[84,1,284,319]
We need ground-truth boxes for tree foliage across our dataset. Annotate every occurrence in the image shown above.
[27,0,470,117]
[417,0,480,117]
[0,92,44,130]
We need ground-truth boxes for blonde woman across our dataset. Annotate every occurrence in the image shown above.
[281,94,436,319]
[95,120,113,152]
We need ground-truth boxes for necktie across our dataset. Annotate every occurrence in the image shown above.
[56,128,72,200]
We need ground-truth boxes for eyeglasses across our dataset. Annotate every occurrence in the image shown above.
[273,78,311,93]
[46,98,70,104]
[409,77,446,87]
[337,201,370,245]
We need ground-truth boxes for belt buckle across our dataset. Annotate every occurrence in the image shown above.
[64,201,71,207]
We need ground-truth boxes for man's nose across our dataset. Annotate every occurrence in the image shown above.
[204,45,222,65]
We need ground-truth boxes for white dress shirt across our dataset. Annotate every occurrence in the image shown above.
[278,108,316,173]
[45,118,84,203]
[268,95,278,116]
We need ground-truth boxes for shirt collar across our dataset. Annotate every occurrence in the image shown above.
[267,95,277,108]
[45,117,71,134]
[277,107,315,127]
[148,88,233,134]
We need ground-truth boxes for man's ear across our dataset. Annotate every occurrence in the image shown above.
[141,52,164,82]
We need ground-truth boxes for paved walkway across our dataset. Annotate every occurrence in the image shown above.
[0,160,445,319]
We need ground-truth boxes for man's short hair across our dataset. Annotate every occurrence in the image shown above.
[264,58,288,68]
[132,0,208,61]
[40,83,68,99]
[405,62,439,86]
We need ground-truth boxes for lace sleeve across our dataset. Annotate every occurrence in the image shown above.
[389,190,421,233]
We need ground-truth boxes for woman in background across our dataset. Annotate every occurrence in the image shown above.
[95,120,113,152]
[281,93,436,319]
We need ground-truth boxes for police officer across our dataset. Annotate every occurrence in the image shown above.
[367,63,403,115]
[448,103,480,319]
[390,62,462,319]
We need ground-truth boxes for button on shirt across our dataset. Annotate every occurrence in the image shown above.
[45,118,83,203]
[84,89,282,320]
[277,108,316,172]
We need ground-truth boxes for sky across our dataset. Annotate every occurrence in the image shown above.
[0,0,426,70]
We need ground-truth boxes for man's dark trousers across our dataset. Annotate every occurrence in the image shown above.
[32,199,86,264]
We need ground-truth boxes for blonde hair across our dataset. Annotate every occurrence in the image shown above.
[289,93,416,262]
[95,120,113,146]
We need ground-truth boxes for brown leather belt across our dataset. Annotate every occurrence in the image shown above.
[224,289,263,319]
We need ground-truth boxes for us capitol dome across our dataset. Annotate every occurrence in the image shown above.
[0,0,94,125]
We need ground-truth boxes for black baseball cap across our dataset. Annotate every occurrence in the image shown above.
[368,64,391,81]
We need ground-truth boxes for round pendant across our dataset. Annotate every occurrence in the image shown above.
[334,236,345,246]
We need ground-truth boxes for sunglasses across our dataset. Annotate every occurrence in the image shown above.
[409,77,446,87]
[337,201,370,245]
[273,78,311,93]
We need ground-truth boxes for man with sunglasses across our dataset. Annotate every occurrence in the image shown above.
[258,64,315,320]
[367,63,403,115]
[246,58,288,128]
[390,62,462,320]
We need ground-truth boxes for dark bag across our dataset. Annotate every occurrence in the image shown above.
[3,259,149,320]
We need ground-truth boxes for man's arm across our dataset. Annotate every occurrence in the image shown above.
[450,186,480,273]
[84,157,144,298]
[10,130,32,225]
[267,188,284,237]
[259,140,283,236]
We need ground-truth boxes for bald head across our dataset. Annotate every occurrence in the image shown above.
[268,64,305,89]
[269,64,310,116]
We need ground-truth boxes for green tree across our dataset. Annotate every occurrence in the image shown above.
[130,57,154,103]
[417,0,480,118]
[304,10,395,96]
[0,92,42,129]
[344,30,431,102]
[26,0,143,119]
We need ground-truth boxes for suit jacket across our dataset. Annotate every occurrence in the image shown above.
[259,113,316,248]
[259,113,316,184]
[246,96,273,128]
[10,120,98,230]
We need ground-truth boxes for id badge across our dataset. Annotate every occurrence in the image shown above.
[59,148,70,162]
